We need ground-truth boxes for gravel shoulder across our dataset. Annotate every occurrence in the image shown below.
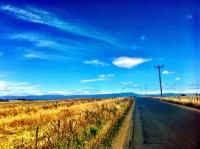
[111,100,135,149]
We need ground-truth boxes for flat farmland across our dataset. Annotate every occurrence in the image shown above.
[152,96,200,109]
[0,97,133,148]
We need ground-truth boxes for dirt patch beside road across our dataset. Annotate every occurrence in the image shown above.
[112,100,135,149]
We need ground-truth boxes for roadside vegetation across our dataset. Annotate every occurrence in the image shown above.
[0,97,134,148]
[152,96,200,109]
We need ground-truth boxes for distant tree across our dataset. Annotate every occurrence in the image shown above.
[0,99,9,102]
[17,98,26,101]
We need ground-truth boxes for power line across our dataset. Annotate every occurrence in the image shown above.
[154,65,164,97]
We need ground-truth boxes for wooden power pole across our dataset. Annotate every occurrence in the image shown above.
[154,65,164,97]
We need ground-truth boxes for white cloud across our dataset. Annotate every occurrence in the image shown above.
[9,82,28,86]
[10,32,92,60]
[0,80,38,89]
[24,51,68,60]
[98,74,106,78]
[25,53,47,59]
[98,74,115,78]
[84,60,108,67]
[1,5,41,22]
[1,5,116,45]
[175,77,180,80]
[43,91,72,95]
[107,74,115,77]
[11,33,80,51]
[0,80,41,96]
[112,81,138,91]
[162,70,174,75]
[0,81,6,88]
[80,78,107,83]
[0,87,118,96]
[114,82,134,85]
[36,89,115,96]
[112,57,151,68]
[81,73,114,83]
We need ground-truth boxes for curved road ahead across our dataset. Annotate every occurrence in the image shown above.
[133,98,200,149]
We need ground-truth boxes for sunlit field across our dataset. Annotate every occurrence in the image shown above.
[153,96,200,109]
[0,97,133,148]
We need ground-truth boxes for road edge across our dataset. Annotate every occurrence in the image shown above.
[111,99,135,149]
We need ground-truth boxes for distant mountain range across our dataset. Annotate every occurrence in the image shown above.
[0,92,196,100]
[0,92,139,100]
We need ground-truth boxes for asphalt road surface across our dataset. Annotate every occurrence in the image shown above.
[133,98,200,149]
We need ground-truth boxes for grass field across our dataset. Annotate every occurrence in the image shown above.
[0,97,134,149]
[152,96,200,109]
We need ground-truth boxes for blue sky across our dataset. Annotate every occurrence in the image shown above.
[0,0,199,96]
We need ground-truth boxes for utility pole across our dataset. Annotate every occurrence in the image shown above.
[154,65,164,97]
[145,85,147,96]
[139,87,143,96]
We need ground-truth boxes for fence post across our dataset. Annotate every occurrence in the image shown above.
[58,120,60,132]
[35,126,39,149]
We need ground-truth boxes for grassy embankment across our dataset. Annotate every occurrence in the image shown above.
[0,97,134,148]
[153,96,200,109]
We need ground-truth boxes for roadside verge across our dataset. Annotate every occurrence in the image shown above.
[111,99,135,149]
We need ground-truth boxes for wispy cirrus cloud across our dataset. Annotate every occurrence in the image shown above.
[111,81,138,91]
[175,77,180,80]
[98,74,106,78]
[0,80,40,89]
[0,80,105,96]
[84,59,109,67]
[107,74,115,77]
[23,50,79,61]
[113,81,134,85]
[10,33,83,51]
[81,74,114,83]
[0,80,41,96]
[24,52,53,60]
[112,57,152,68]
[98,74,115,78]
[10,32,91,60]
[121,84,138,90]
[1,5,116,45]
[80,78,107,83]
[25,88,112,96]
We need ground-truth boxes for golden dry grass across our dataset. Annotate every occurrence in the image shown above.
[153,96,200,109]
[0,97,133,148]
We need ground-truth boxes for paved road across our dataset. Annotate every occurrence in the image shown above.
[133,98,200,149]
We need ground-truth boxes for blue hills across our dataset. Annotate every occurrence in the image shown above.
[0,92,194,101]
[0,92,139,100]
